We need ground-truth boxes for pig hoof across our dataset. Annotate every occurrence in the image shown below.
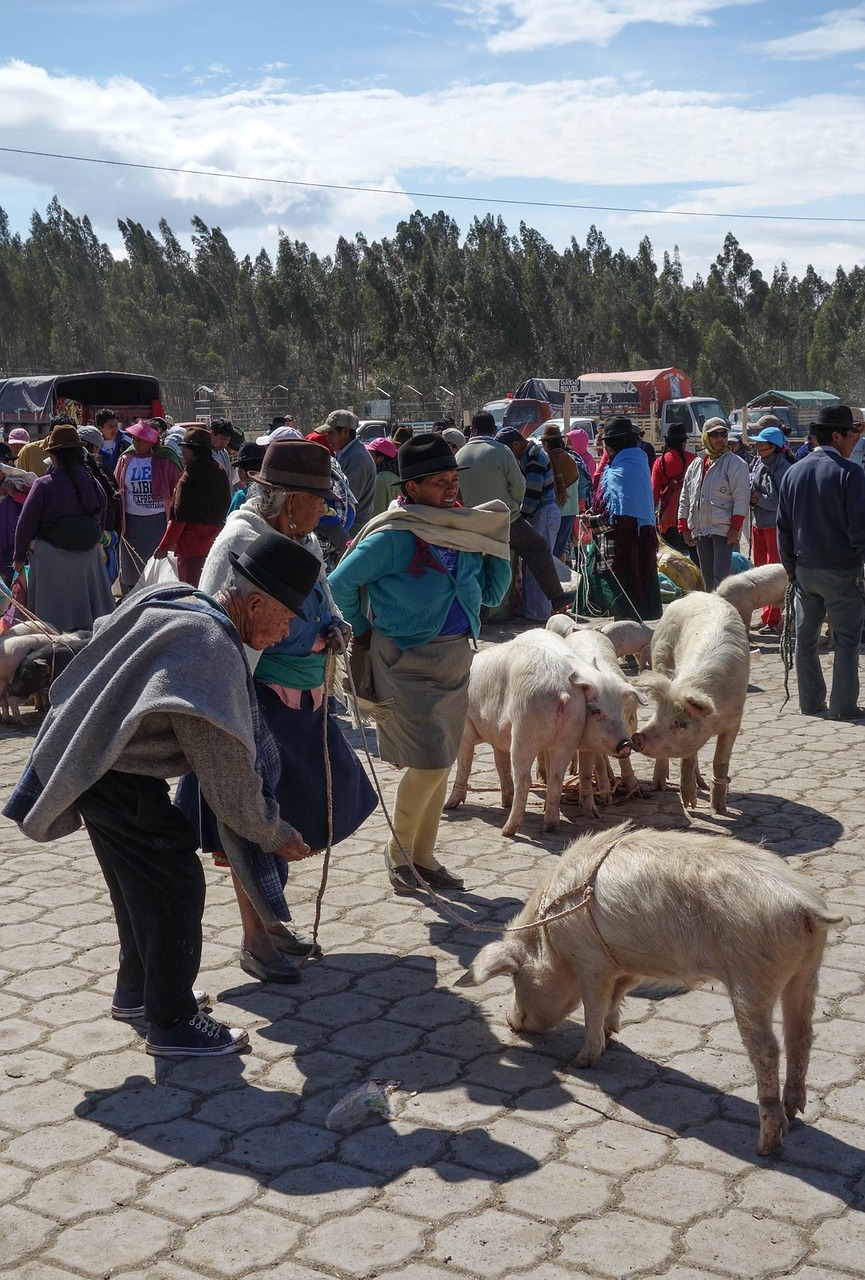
[501,822,519,838]
[711,778,729,814]
[542,819,560,833]
[443,792,465,810]
[575,1047,601,1068]
[783,1085,806,1118]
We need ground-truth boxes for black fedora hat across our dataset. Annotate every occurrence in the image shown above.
[811,405,854,431]
[235,441,267,472]
[399,432,466,481]
[228,530,320,619]
[602,415,638,442]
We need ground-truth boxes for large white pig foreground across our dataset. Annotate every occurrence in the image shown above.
[457,822,842,1155]
[445,631,595,836]
[717,562,789,629]
[631,593,749,814]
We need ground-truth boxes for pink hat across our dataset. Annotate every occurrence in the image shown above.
[7,428,30,445]
[365,436,398,458]
[126,419,160,444]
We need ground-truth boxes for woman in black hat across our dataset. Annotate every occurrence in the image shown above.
[154,427,232,587]
[584,415,662,621]
[330,433,511,895]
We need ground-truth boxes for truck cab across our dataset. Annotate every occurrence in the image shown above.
[482,397,553,438]
[660,397,728,437]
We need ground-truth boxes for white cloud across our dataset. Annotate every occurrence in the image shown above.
[1,59,865,277]
[760,4,865,61]
[449,0,758,51]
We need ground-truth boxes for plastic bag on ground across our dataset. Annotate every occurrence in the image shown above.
[325,1079,402,1132]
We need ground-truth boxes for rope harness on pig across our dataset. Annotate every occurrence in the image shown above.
[535,839,620,965]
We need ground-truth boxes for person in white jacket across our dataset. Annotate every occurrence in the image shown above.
[677,419,750,590]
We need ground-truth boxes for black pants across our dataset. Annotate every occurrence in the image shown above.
[510,515,563,601]
[78,770,205,1029]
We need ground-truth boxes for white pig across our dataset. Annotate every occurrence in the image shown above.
[599,619,653,670]
[445,631,596,836]
[545,614,580,639]
[561,628,647,816]
[457,821,842,1155]
[630,593,749,814]
[716,562,790,630]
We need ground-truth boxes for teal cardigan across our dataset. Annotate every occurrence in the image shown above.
[329,529,511,650]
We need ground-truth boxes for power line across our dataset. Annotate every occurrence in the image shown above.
[1,143,864,226]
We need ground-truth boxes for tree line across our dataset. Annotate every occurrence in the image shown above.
[1,195,864,423]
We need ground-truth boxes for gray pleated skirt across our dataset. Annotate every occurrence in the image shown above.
[370,630,473,769]
[29,539,115,632]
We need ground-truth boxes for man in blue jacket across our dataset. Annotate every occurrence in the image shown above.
[777,405,865,720]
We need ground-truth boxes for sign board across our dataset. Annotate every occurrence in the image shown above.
[367,398,391,420]
[558,378,581,393]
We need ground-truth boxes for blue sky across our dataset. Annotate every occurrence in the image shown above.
[2,1,865,280]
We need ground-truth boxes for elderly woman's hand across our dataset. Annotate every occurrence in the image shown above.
[274,827,312,861]
[324,621,352,651]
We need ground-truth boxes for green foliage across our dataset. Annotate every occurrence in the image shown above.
[0,199,859,420]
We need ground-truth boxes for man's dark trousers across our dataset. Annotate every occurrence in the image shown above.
[509,515,564,601]
[78,771,204,1029]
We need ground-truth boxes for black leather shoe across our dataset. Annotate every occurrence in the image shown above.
[387,862,420,895]
[416,864,465,892]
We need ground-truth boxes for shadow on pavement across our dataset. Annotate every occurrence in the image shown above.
[73,951,542,1192]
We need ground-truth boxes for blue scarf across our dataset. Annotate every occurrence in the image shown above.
[600,446,656,529]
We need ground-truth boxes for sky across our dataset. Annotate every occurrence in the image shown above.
[2,0,865,281]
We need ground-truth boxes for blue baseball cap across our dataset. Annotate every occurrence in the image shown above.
[752,426,786,448]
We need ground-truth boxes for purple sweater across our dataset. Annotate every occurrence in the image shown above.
[14,466,107,563]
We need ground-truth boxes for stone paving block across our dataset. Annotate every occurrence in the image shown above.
[619,1163,730,1224]
[614,1079,718,1134]
[824,1078,865,1123]
[0,1159,32,1201]
[8,1264,92,1280]
[564,1118,671,1174]
[618,1017,704,1059]
[0,1017,47,1051]
[669,1116,765,1174]
[174,1206,299,1275]
[299,1206,425,1276]
[370,1049,464,1091]
[140,1162,258,1222]
[2,1116,116,1169]
[43,1206,177,1273]
[432,1207,554,1277]
[63,1046,154,1090]
[111,1117,227,1171]
[401,1084,504,1132]
[0,941,77,973]
[501,1159,614,1221]
[0,1079,86,1130]
[371,1267,471,1280]
[557,1212,676,1277]
[450,1113,556,1177]
[737,1166,852,1223]
[326,1018,425,1060]
[0,1205,59,1268]
[258,1160,379,1221]
[195,1083,300,1132]
[682,1208,806,1276]
[19,1157,148,1221]
[225,1119,338,1176]
[376,1161,493,1221]
[661,1047,759,1094]
[86,1082,194,1133]
[338,1118,449,1177]
[5,965,93,1000]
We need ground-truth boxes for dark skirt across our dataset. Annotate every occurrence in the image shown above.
[176,685,378,854]
[590,516,662,622]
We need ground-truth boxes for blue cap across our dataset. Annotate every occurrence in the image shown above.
[752,426,786,448]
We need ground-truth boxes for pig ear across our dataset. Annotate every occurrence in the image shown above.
[455,939,525,987]
[568,671,598,702]
[634,671,670,702]
[683,692,716,718]
[629,685,649,706]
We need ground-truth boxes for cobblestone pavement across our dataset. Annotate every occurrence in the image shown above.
[1,622,864,1280]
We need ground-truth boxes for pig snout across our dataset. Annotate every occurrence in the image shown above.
[630,731,644,752]
[614,737,632,757]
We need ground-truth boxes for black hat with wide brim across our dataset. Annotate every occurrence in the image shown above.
[602,415,639,442]
[398,432,467,480]
[228,530,320,619]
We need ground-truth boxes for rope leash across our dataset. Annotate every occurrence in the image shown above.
[320,629,626,943]
[779,580,796,710]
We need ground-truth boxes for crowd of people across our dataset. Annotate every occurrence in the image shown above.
[3,399,864,1057]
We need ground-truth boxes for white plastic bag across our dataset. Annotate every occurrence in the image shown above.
[325,1079,402,1132]
[134,553,179,593]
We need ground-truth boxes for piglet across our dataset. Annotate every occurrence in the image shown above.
[716,563,789,630]
[457,821,842,1155]
[445,630,595,836]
